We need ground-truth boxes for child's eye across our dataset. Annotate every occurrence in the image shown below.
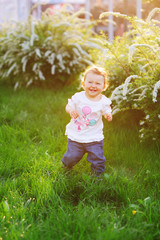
[96,83,100,85]
[88,81,92,84]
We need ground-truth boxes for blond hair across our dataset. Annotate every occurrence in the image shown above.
[81,66,109,91]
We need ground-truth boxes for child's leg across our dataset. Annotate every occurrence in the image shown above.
[62,139,85,169]
[85,140,106,175]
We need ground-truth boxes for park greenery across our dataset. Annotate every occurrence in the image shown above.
[0,85,160,240]
[0,7,103,88]
[98,8,160,142]
[0,5,160,240]
[0,6,160,142]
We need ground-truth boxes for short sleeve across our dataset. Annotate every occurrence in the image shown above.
[67,92,79,110]
[102,97,112,115]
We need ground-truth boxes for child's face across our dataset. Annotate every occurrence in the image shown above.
[83,71,105,99]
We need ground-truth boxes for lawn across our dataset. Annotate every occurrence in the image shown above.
[0,85,160,240]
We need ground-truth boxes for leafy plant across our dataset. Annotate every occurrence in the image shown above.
[0,6,103,88]
[96,8,160,142]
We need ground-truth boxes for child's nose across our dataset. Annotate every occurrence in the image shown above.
[92,83,96,88]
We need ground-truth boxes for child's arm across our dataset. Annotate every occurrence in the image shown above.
[102,98,112,122]
[104,113,112,122]
[66,104,79,119]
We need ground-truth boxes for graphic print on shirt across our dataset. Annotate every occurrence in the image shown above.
[74,106,98,131]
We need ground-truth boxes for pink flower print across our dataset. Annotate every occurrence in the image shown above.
[89,119,96,126]
[74,117,85,131]
[82,106,91,116]
[88,112,97,126]
[74,106,98,130]
[89,112,97,119]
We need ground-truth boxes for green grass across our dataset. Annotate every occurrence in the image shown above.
[0,85,160,240]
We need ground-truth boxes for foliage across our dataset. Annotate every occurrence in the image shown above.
[0,6,103,89]
[0,85,160,240]
[94,8,160,142]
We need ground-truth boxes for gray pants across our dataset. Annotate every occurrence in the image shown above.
[62,138,106,174]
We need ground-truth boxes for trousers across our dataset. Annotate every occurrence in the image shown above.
[62,138,106,174]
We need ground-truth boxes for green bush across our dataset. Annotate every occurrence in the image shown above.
[0,6,103,88]
[96,9,160,142]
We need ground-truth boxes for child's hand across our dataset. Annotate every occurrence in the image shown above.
[69,110,79,119]
[105,113,112,122]
[66,104,79,119]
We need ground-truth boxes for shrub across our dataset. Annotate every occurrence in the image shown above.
[0,6,103,88]
[97,9,160,142]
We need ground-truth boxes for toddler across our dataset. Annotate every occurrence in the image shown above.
[62,66,112,175]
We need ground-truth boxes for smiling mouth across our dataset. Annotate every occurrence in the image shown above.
[89,89,97,92]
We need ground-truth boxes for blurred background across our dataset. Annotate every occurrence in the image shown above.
[0,0,160,39]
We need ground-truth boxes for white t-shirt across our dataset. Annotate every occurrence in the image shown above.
[65,91,112,143]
